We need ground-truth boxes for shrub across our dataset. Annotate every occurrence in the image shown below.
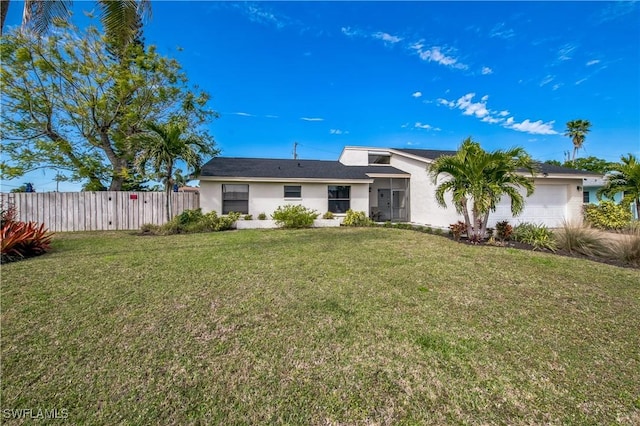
[140,223,160,234]
[257,213,267,220]
[554,222,612,258]
[584,201,632,230]
[610,228,640,267]
[322,211,335,220]
[176,208,204,226]
[1,206,17,228]
[449,221,466,241]
[343,209,373,227]
[1,220,54,263]
[272,205,319,229]
[243,214,253,221]
[141,210,239,235]
[513,222,557,252]
[495,221,513,241]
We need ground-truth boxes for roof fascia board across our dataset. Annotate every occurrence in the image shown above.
[199,176,374,184]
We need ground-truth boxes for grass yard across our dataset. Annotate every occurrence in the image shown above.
[1,228,639,425]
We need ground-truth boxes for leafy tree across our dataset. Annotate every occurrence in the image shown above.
[9,183,35,193]
[544,156,614,174]
[135,120,217,221]
[1,0,151,52]
[564,119,592,163]
[597,154,640,219]
[0,22,217,190]
[430,138,536,241]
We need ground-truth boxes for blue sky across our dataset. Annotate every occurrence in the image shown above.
[3,1,639,192]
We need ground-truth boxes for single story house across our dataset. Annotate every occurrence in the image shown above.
[199,146,602,228]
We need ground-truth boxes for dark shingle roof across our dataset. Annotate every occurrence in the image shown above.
[393,148,602,176]
[200,157,407,180]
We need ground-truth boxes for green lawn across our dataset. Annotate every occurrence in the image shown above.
[2,228,639,425]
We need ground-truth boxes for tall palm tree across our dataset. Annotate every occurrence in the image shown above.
[597,154,640,219]
[1,0,150,50]
[565,119,592,163]
[430,138,536,241]
[135,121,213,221]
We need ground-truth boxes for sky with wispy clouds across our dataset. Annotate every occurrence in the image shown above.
[3,1,639,191]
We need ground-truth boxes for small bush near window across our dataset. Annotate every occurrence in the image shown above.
[272,205,319,229]
[343,209,373,227]
[258,213,267,220]
[243,214,253,221]
[513,222,556,251]
[176,208,204,226]
[322,211,335,220]
[584,201,632,230]
[449,221,466,241]
[495,221,513,241]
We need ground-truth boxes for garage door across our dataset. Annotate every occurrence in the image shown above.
[490,184,567,228]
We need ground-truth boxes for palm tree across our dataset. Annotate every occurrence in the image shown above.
[1,0,151,50]
[135,121,214,222]
[565,119,592,163]
[430,138,536,241]
[597,154,640,219]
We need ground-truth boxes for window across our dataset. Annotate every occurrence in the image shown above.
[368,154,391,165]
[284,185,301,198]
[583,191,590,203]
[222,184,249,214]
[328,185,350,213]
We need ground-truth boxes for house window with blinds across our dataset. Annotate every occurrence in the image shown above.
[284,185,302,198]
[222,184,249,214]
[328,185,350,213]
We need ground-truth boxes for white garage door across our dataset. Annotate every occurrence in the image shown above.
[490,184,567,228]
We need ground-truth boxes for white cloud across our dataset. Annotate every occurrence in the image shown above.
[552,83,562,91]
[489,22,515,39]
[437,98,455,108]
[414,122,441,131]
[456,93,489,118]
[373,32,402,44]
[341,26,360,37]
[300,117,324,122]
[481,66,493,75]
[406,141,421,146]
[504,118,558,135]
[437,93,558,135]
[575,78,588,85]
[586,59,601,66]
[265,114,279,119]
[232,112,254,117]
[241,4,287,29]
[412,91,422,98]
[540,75,555,87]
[411,43,468,70]
[557,43,578,61]
[329,129,349,135]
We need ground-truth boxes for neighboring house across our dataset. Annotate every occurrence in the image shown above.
[198,146,602,228]
[582,176,638,219]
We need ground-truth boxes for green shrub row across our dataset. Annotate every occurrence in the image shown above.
[584,200,633,230]
[141,209,240,235]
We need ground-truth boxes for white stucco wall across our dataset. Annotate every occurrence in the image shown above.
[339,147,370,165]
[491,178,584,227]
[199,180,369,217]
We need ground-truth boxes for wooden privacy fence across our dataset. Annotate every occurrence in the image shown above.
[0,191,199,232]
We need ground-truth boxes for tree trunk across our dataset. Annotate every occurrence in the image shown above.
[635,197,640,221]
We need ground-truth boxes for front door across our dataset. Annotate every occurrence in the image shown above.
[378,189,407,221]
